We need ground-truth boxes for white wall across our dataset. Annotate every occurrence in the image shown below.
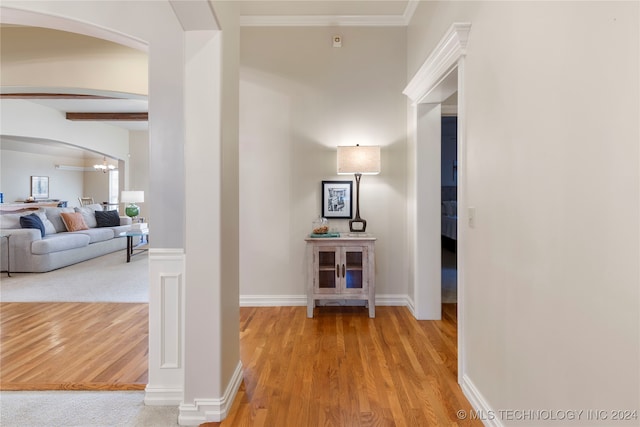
[128,130,150,221]
[239,26,408,302]
[408,1,639,422]
[0,149,84,205]
[0,99,131,208]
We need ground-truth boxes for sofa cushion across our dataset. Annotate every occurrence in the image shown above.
[44,207,76,232]
[95,210,120,227]
[31,233,91,255]
[20,213,45,237]
[72,227,114,243]
[34,210,57,235]
[74,205,102,228]
[60,212,89,232]
[0,210,55,235]
[0,213,22,229]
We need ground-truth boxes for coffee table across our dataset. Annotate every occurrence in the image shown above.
[119,229,149,262]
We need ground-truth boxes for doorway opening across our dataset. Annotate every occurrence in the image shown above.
[441,110,458,305]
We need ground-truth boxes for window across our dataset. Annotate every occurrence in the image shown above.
[109,169,119,210]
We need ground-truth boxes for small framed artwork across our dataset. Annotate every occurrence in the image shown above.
[322,180,352,219]
[31,176,49,199]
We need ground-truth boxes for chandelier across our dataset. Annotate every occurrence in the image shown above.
[93,157,116,173]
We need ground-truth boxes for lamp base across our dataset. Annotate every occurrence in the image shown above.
[125,203,140,219]
[349,218,367,233]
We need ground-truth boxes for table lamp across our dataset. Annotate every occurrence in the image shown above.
[337,145,380,232]
[121,191,144,221]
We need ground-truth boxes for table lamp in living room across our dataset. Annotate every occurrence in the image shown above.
[121,191,144,222]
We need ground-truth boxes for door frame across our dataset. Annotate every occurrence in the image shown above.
[403,22,470,384]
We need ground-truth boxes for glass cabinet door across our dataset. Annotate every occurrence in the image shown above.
[344,250,363,289]
[342,246,367,293]
[316,249,337,291]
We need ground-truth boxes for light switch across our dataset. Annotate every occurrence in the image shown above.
[333,35,342,48]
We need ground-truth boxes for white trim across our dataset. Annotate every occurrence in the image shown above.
[0,6,148,51]
[403,23,471,105]
[147,249,186,409]
[178,361,244,425]
[240,294,307,306]
[461,374,503,427]
[240,14,408,27]
[143,386,184,406]
[376,294,412,306]
[403,21,471,388]
[149,247,185,259]
[441,104,458,116]
[456,59,467,385]
[240,0,420,28]
[240,294,411,307]
[402,0,420,25]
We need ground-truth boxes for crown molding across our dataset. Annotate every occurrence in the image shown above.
[403,22,471,105]
[403,0,420,25]
[240,0,420,27]
[240,14,406,27]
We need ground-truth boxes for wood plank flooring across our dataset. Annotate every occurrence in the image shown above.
[207,304,480,427]
[1,302,479,426]
[0,302,148,390]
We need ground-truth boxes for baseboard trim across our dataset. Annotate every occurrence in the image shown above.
[460,374,503,427]
[240,294,306,306]
[178,361,244,425]
[144,386,183,406]
[240,294,411,307]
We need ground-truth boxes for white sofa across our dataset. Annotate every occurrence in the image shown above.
[0,204,134,273]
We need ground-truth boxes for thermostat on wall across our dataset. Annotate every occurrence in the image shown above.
[333,35,342,48]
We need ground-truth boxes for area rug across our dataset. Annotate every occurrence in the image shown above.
[0,251,148,303]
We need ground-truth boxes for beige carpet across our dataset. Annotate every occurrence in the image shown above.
[0,251,148,303]
[0,391,179,427]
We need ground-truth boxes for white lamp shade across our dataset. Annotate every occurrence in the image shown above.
[337,145,381,175]
[121,190,144,203]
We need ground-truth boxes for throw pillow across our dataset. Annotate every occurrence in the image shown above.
[44,207,75,233]
[95,210,120,227]
[19,213,46,237]
[60,212,89,232]
[35,210,57,235]
[74,206,99,228]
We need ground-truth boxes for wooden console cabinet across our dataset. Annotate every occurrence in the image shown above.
[305,236,376,318]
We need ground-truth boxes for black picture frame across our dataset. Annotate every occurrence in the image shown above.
[322,180,352,219]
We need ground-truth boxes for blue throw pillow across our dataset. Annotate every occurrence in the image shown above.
[95,210,121,227]
[20,213,45,237]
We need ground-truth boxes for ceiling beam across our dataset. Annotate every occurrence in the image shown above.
[66,112,148,121]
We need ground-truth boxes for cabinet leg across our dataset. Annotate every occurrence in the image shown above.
[307,299,314,318]
[369,299,375,318]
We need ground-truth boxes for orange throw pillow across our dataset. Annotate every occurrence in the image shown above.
[60,212,89,232]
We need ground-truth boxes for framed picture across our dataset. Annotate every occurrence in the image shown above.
[31,176,49,199]
[322,180,352,219]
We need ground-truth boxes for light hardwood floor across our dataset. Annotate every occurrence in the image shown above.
[1,303,479,426]
[208,304,480,427]
[0,302,148,390]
